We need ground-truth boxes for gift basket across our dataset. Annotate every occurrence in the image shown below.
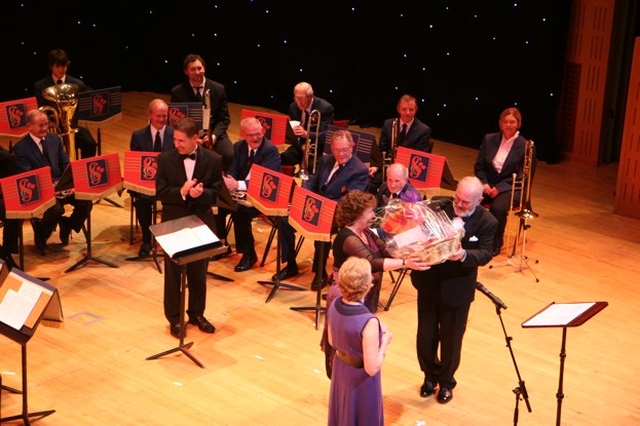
[377,199,464,265]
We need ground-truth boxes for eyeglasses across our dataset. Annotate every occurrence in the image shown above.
[244,132,262,138]
[332,147,352,154]
[453,194,474,206]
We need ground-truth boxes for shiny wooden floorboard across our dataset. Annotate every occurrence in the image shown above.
[1,91,639,425]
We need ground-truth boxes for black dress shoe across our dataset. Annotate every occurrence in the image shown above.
[234,251,258,272]
[138,242,152,258]
[188,315,216,333]
[170,323,183,338]
[420,379,436,398]
[311,272,328,291]
[59,217,72,246]
[271,263,299,281]
[491,248,500,257]
[437,387,453,404]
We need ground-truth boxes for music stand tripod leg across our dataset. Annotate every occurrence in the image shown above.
[146,264,204,368]
[258,216,306,303]
[65,210,119,273]
[290,242,327,329]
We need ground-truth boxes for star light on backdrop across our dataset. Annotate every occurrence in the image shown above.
[2,0,574,161]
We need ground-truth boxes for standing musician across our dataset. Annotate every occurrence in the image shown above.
[280,82,334,173]
[155,117,222,338]
[223,117,282,273]
[13,109,93,254]
[170,53,234,173]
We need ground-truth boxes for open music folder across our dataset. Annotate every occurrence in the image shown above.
[149,215,221,260]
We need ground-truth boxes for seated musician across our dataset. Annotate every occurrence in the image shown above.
[369,94,433,194]
[13,109,92,254]
[223,117,282,272]
[280,82,334,174]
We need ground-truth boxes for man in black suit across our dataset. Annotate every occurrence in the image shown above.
[223,117,282,272]
[129,99,175,258]
[280,82,335,172]
[170,53,234,173]
[155,117,222,338]
[13,109,93,254]
[33,48,97,159]
[295,130,370,289]
[369,94,433,194]
[410,176,498,405]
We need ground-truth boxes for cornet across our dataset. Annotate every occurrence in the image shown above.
[40,83,81,161]
[298,109,321,182]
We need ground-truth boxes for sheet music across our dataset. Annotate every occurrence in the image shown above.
[155,224,220,258]
[522,302,596,327]
[0,281,43,330]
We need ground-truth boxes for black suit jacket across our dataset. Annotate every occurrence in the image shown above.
[228,137,281,182]
[474,132,527,194]
[378,117,433,154]
[14,133,68,181]
[130,125,175,152]
[155,147,223,233]
[303,154,369,201]
[170,78,231,141]
[411,198,497,307]
[288,96,334,152]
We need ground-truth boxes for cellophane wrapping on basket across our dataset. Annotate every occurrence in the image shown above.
[377,199,464,265]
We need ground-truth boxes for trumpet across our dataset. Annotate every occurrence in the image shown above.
[381,118,398,182]
[40,83,81,161]
[299,109,321,182]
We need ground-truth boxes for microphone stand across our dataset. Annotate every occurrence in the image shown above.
[494,304,532,425]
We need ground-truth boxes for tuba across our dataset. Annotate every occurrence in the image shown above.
[40,83,81,161]
[298,109,321,182]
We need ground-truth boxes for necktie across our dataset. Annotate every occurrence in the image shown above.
[194,87,203,101]
[391,192,399,199]
[153,131,162,152]
[398,123,408,145]
[321,164,342,194]
[181,153,196,160]
[40,140,50,164]
[240,150,255,179]
[56,79,63,85]
[301,110,309,128]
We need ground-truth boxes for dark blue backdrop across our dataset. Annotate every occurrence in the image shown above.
[2,1,572,162]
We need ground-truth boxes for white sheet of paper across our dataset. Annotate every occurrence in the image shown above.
[393,226,424,248]
[289,120,300,129]
[155,224,220,258]
[0,282,43,330]
[522,302,595,327]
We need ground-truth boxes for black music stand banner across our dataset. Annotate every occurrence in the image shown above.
[395,146,447,190]
[0,166,56,220]
[289,186,337,243]
[240,108,295,146]
[122,150,159,196]
[0,97,38,137]
[323,124,376,164]
[246,164,294,216]
[70,152,123,201]
[167,102,203,129]
[77,86,122,124]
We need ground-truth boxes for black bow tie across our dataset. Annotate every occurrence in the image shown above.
[181,153,196,160]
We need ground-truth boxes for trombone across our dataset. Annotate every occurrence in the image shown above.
[299,109,321,182]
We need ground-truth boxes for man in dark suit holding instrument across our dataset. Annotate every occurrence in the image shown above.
[155,117,223,338]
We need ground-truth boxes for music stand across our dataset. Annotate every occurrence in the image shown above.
[146,215,225,368]
[240,108,293,147]
[288,186,339,329]
[65,153,122,272]
[247,165,306,302]
[395,147,451,199]
[122,150,162,272]
[323,125,376,166]
[522,301,608,426]
[0,166,57,271]
[0,267,59,424]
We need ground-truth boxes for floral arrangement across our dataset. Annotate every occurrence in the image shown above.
[377,199,464,265]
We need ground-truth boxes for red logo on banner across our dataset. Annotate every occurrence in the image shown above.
[92,93,108,115]
[168,107,188,127]
[140,155,158,181]
[6,104,27,129]
[260,172,279,201]
[409,154,430,182]
[86,158,108,187]
[17,175,41,205]
[302,195,321,226]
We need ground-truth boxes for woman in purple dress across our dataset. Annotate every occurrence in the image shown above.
[327,257,392,426]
